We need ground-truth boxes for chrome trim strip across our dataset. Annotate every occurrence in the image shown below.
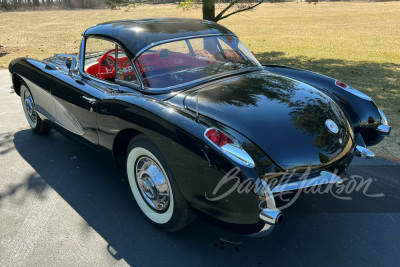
[355,145,375,159]
[78,38,85,76]
[78,36,124,89]
[378,108,388,126]
[82,96,97,104]
[271,171,342,193]
[377,125,391,135]
[334,80,372,101]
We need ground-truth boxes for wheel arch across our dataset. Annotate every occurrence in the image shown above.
[11,73,23,96]
[112,128,144,170]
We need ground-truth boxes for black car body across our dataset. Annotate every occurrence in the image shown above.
[9,18,391,236]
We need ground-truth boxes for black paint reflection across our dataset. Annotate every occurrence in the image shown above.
[185,71,353,170]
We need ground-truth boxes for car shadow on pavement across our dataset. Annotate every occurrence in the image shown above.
[12,129,400,266]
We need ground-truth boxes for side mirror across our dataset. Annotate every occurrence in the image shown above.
[68,57,78,75]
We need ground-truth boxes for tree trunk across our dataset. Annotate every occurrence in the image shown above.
[1,0,9,10]
[32,0,40,7]
[202,0,216,21]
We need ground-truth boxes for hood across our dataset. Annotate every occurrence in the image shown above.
[184,70,354,171]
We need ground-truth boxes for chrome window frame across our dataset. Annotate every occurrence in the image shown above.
[78,36,142,90]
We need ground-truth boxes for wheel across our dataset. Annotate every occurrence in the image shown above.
[20,81,51,134]
[126,135,195,232]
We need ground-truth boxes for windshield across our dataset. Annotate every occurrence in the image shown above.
[134,36,262,89]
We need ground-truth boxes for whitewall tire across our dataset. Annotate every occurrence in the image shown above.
[126,135,195,232]
[127,147,174,224]
[20,81,51,134]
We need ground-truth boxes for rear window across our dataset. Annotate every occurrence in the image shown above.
[130,36,261,89]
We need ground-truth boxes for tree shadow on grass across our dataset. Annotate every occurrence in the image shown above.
[8,128,400,266]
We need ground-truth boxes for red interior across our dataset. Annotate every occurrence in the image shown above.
[84,49,235,84]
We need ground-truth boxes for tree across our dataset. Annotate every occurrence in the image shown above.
[105,1,277,22]
[105,0,131,9]
[181,0,276,22]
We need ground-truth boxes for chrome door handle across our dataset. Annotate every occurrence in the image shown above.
[82,96,96,104]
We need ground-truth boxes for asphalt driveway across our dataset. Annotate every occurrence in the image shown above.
[0,70,399,266]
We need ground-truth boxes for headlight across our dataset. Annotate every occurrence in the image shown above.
[378,108,388,125]
[335,80,372,101]
[204,128,255,168]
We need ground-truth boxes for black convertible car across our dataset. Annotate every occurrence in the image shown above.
[9,18,390,236]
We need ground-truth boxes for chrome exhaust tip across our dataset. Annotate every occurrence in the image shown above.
[260,208,283,226]
[355,145,375,159]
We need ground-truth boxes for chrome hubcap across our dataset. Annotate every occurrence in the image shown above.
[135,156,170,212]
[24,91,37,122]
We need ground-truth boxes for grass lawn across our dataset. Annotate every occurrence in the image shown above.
[0,2,399,159]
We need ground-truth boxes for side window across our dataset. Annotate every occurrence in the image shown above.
[84,38,116,81]
[115,46,139,85]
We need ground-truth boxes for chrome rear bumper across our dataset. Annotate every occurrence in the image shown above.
[355,145,375,159]
[377,125,391,135]
[271,171,342,193]
[252,170,342,237]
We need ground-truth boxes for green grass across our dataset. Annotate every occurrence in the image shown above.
[0,2,398,159]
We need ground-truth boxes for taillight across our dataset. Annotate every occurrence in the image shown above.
[205,129,234,147]
[204,128,255,168]
[335,80,348,89]
[334,80,372,101]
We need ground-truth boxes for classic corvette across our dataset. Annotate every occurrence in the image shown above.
[9,18,391,236]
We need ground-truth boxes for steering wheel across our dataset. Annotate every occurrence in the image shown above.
[159,49,171,60]
[97,49,122,79]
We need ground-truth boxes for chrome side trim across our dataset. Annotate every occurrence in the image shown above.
[271,171,342,193]
[377,125,391,135]
[82,96,97,104]
[355,145,375,159]
[378,108,388,126]
[52,96,85,136]
[221,144,255,168]
[335,80,372,101]
[19,76,85,136]
[22,77,57,123]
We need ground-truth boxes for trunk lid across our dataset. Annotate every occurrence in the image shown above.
[184,70,354,171]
